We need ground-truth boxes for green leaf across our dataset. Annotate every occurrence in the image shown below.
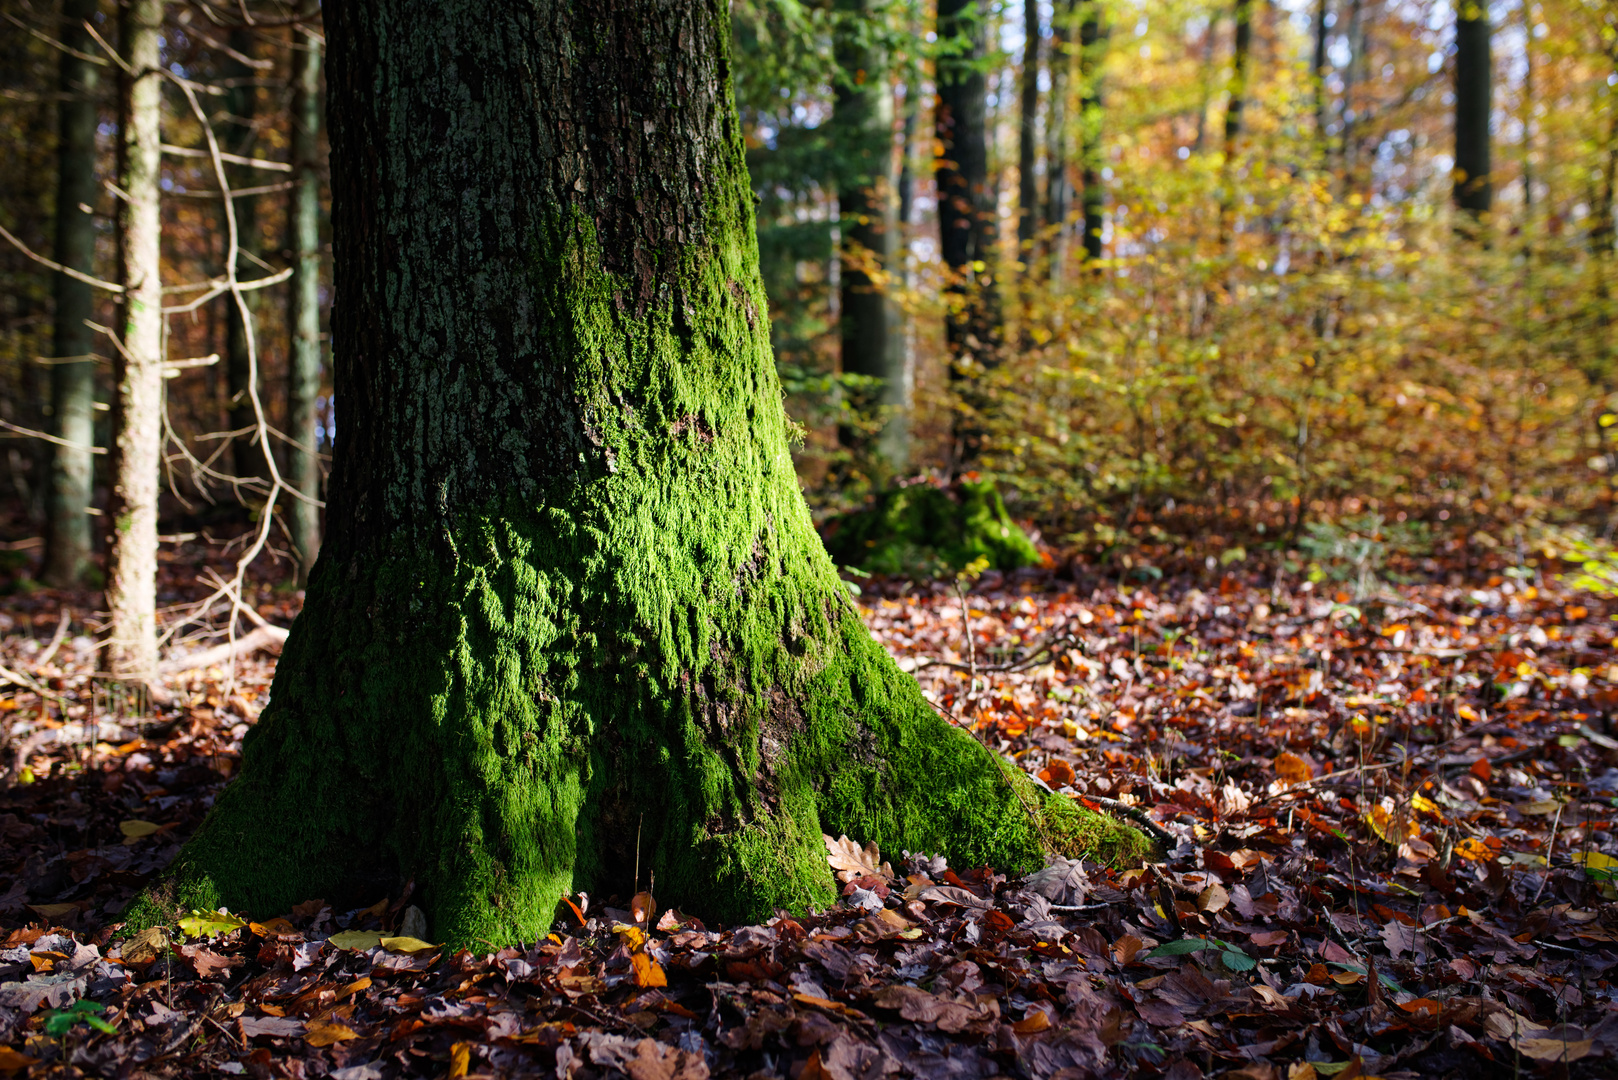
[44,1013,76,1037]
[178,909,248,939]
[1221,949,1257,971]
[84,1016,117,1034]
[1146,938,1215,957]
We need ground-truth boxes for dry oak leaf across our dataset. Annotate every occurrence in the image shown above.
[622,1038,710,1080]
[824,835,893,884]
[1513,1037,1594,1062]
[1273,752,1314,787]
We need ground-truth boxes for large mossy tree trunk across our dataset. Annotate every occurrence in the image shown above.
[149,0,1146,947]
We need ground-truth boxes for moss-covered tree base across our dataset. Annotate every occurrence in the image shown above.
[127,0,1148,949]
[821,478,1043,576]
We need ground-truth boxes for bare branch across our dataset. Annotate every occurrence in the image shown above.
[0,221,124,293]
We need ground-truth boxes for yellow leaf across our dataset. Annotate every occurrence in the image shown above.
[120,819,163,844]
[1365,805,1418,845]
[1453,838,1492,861]
[337,976,372,998]
[448,1041,472,1079]
[1515,800,1561,815]
[1455,704,1481,723]
[1410,795,1441,816]
[1571,851,1618,882]
[328,930,384,951]
[380,936,438,955]
[305,1022,359,1047]
[1513,1037,1593,1062]
[1198,883,1230,914]
[613,924,648,951]
[180,910,248,939]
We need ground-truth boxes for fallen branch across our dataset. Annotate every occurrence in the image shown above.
[1079,795,1179,851]
[159,624,288,674]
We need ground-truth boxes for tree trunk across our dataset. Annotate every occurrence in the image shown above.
[1077,3,1104,264]
[286,0,324,586]
[107,0,164,681]
[1218,0,1253,241]
[1312,0,1329,143]
[936,0,1001,470]
[1016,0,1040,262]
[42,0,102,588]
[1045,0,1072,281]
[224,25,266,485]
[1453,0,1492,216]
[833,0,907,473]
[142,0,1145,946]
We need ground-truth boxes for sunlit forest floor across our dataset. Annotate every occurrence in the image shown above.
[1,541,1617,1078]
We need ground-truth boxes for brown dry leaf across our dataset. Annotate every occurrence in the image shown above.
[1114,934,1146,965]
[872,984,989,1033]
[623,1038,710,1080]
[1287,1066,1318,1080]
[1197,883,1230,914]
[630,890,657,926]
[823,834,893,884]
[1512,1037,1593,1062]
[121,926,168,964]
[0,1048,38,1071]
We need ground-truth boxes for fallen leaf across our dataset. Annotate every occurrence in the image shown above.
[179,910,247,940]
[0,1048,37,1071]
[327,930,383,951]
[1012,1008,1052,1034]
[824,834,893,884]
[1197,883,1230,914]
[1512,1037,1592,1062]
[305,1021,359,1047]
[1274,752,1314,786]
[379,936,437,955]
[119,819,161,839]
[631,950,667,988]
[448,1041,471,1078]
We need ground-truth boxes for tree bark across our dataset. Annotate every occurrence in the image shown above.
[1311,0,1329,144]
[1218,0,1253,241]
[936,0,1001,470]
[224,24,266,484]
[106,0,164,681]
[1453,0,1492,215]
[1077,3,1104,264]
[143,0,1145,946]
[833,0,907,473]
[43,0,102,587]
[286,0,324,585]
[1016,0,1040,261]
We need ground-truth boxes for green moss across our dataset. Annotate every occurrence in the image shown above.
[821,478,1043,576]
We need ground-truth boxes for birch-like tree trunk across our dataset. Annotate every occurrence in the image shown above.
[139,0,1145,946]
[286,0,324,585]
[107,0,164,680]
[43,0,102,587]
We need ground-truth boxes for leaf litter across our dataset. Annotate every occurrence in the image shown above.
[1,559,1617,1077]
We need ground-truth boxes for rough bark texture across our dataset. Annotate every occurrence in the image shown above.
[833,0,907,472]
[140,0,1146,947]
[224,26,266,484]
[286,0,324,585]
[106,0,164,681]
[935,0,1000,469]
[1016,0,1040,260]
[1453,1,1492,215]
[43,0,102,588]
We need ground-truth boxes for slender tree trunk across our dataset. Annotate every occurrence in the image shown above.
[833,0,906,473]
[1453,0,1492,216]
[224,25,265,484]
[286,0,324,585]
[107,0,164,681]
[1016,0,1040,263]
[1312,0,1330,143]
[1045,0,1072,282]
[142,0,1145,945]
[1218,0,1253,242]
[936,0,1001,469]
[1078,3,1104,264]
[43,0,102,587]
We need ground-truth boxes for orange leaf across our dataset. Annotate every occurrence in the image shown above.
[0,1047,38,1071]
[1469,758,1492,783]
[561,894,588,927]
[304,1022,359,1047]
[1274,752,1313,786]
[631,950,667,988]
[630,890,657,927]
[1039,758,1077,787]
[1453,838,1491,861]
[1012,1008,1052,1034]
[448,1041,471,1079]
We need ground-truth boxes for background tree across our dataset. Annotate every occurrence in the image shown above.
[106,0,165,681]
[1017,0,1040,263]
[1077,1,1104,264]
[42,0,102,587]
[833,0,908,474]
[142,0,1142,945]
[223,24,266,484]
[1453,0,1492,215]
[286,0,324,585]
[936,0,1001,469]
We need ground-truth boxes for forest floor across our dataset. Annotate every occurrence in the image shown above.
[0,545,1616,1079]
